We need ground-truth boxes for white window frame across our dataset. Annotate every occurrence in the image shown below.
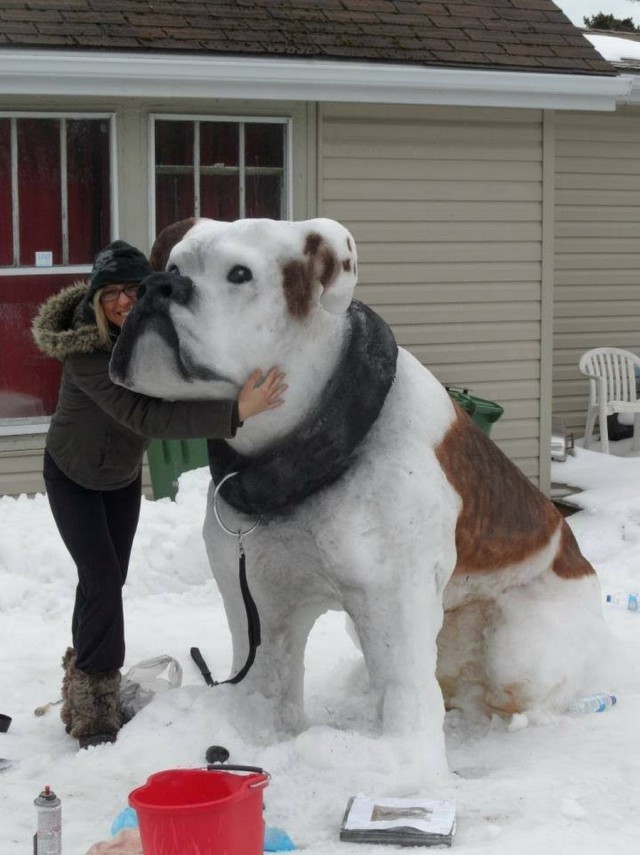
[0,112,118,436]
[148,113,292,247]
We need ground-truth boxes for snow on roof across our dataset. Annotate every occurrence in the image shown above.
[584,31,640,69]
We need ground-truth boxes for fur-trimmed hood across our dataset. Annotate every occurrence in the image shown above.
[32,281,103,360]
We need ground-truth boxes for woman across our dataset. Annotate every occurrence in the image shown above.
[32,240,286,748]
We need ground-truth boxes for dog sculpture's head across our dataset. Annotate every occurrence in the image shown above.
[110,217,358,400]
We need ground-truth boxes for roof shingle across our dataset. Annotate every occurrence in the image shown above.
[0,0,615,75]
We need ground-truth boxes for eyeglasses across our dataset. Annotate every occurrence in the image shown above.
[99,284,140,303]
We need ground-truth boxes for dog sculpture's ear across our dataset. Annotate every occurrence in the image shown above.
[150,218,198,271]
[283,218,357,318]
[309,218,358,315]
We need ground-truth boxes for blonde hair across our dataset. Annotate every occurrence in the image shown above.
[92,290,112,348]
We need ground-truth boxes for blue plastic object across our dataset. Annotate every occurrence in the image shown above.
[111,806,139,836]
[111,807,296,852]
[264,825,296,851]
[110,807,295,850]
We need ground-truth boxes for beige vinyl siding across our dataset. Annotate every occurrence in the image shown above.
[0,435,47,497]
[554,106,640,439]
[320,103,545,481]
[0,435,153,498]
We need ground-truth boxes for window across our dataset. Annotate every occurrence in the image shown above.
[1,116,111,267]
[153,116,289,236]
[0,114,114,427]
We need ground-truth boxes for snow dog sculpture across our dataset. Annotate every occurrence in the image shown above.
[111,217,606,775]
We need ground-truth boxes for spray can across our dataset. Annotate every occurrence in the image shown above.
[33,785,61,855]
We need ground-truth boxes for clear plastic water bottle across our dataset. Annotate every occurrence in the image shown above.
[605,592,639,611]
[567,693,617,714]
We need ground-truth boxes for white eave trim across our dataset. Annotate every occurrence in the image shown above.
[0,49,631,111]
[614,73,640,104]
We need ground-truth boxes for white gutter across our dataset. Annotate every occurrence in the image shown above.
[0,49,631,111]
[610,74,640,104]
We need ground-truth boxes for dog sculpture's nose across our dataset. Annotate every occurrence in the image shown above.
[137,271,194,307]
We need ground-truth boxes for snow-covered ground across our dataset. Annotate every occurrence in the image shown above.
[0,446,639,854]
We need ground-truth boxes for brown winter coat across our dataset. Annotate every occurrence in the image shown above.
[32,282,239,490]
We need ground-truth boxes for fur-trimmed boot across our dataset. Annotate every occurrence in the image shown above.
[60,647,76,734]
[66,656,123,749]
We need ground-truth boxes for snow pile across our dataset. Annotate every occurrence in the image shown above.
[1,454,639,853]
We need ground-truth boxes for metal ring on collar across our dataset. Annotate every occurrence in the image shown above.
[212,471,262,537]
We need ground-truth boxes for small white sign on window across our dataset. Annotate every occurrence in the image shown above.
[35,251,53,268]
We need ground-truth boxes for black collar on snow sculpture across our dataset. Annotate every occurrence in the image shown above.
[208,301,398,516]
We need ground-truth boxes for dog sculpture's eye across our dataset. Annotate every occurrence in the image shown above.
[227,265,253,284]
[167,263,180,275]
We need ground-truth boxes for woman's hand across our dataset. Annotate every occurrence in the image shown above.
[238,367,287,421]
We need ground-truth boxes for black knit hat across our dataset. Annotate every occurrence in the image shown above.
[87,240,152,303]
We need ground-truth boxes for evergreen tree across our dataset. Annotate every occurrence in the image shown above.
[583,13,639,32]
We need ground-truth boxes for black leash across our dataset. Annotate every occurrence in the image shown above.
[189,646,214,686]
[191,519,262,687]
[228,536,262,683]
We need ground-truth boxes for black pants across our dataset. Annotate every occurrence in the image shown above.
[44,451,142,674]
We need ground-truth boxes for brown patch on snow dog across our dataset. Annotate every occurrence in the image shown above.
[282,232,353,319]
[436,407,595,578]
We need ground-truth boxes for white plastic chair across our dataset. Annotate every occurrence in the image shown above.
[579,347,640,454]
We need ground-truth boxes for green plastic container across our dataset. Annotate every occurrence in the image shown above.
[446,387,504,436]
[147,439,209,501]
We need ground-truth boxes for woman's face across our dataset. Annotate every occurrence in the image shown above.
[99,284,140,327]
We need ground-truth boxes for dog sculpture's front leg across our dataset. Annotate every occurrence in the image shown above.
[204,501,330,733]
[343,568,451,778]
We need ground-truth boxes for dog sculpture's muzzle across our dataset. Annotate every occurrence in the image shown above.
[136,271,194,309]
[110,271,224,386]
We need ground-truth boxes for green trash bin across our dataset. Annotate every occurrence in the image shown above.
[446,386,504,436]
[147,439,209,501]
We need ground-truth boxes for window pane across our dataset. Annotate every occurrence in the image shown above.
[67,119,111,263]
[0,274,72,419]
[245,123,284,219]
[245,123,284,168]
[200,122,239,221]
[156,121,194,167]
[0,119,12,266]
[201,175,240,221]
[200,122,239,166]
[155,121,194,234]
[246,174,282,219]
[156,173,195,234]
[18,119,62,266]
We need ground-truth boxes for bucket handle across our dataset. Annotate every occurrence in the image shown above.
[207,763,271,788]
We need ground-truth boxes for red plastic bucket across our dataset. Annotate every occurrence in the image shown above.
[129,767,269,854]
